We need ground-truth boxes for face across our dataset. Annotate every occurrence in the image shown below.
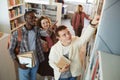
[57,28,72,46]
[79,6,83,12]
[41,19,50,30]
[25,12,36,29]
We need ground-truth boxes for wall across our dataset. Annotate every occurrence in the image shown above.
[0,0,11,33]
[0,33,17,80]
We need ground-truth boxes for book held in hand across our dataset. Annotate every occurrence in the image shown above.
[17,51,36,68]
[55,56,71,69]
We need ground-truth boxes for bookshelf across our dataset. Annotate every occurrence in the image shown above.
[0,0,25,33]
[86,51,120,80]
[24,1,62,25]
[98,51,120,80]
[89,51,99,80]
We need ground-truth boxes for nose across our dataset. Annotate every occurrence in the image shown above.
[66,33,71,38]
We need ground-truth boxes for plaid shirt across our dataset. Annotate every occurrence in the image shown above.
[9,26,44,63]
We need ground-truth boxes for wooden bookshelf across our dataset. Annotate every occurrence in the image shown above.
[10,14,24,21]
[25,2,62,25]
[0,0,25,33]
[8,3,24,10]
[11,22,26,32]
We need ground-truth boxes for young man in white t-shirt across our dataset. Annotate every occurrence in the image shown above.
[49,16,99,80]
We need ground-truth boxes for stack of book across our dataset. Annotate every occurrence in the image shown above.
[17,51,36,68]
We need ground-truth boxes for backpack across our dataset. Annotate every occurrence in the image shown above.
[8,28,22,55]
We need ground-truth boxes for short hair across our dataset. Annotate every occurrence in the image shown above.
[37,16,51,28]
[55,25,67,37]
[24,10,35,21]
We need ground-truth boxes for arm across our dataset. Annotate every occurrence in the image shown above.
[9,31,30,69]
[39,26,55,37]
[49,47,60,72]
[84,12,92,20]
[9,32,21,66]
[9,31,18,60]
[78,15,99,46]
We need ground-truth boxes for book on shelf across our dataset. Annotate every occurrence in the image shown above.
[17,51,36,68]
[55,56,71,69]
[91,55,99,80]
[8,0,15,6]
[10,21,15,29]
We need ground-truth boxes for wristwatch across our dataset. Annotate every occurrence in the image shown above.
[90,20,98,26]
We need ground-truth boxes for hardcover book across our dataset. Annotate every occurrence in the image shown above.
[17,51,36,68]
[55,56,71,69]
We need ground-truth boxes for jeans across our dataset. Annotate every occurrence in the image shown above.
[18,62,39,80]
[59,77,77,80]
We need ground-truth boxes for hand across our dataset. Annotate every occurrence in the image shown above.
[90,15,100,28]
[50,21,58,30]
[14,58,28,69]
[19,63,29,69]
[59,64,70,73]
[42,41,49,52]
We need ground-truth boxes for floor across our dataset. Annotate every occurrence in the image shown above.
[61,18,75,35]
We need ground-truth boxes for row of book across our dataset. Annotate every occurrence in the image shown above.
[10,19,19,29]
[90,52,100,80]
[9,6,22,19]
[8,0,24,7]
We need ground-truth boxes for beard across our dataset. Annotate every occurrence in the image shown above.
[25,23,35,30]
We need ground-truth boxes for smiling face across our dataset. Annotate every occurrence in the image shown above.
[24,11,36,30]
[57,28,72,46]
[41,18,50,30]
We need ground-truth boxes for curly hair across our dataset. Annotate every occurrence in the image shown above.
[37,16,51,28]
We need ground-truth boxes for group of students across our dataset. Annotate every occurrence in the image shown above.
[9,4,99,80]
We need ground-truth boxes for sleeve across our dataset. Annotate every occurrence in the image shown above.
[49,46,60,72]
[9,31,18,59]
[84,12,91,20]
[39,28,52,37]
[78,25,96,47]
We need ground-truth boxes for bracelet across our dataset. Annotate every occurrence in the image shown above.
[90,20,98,26]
